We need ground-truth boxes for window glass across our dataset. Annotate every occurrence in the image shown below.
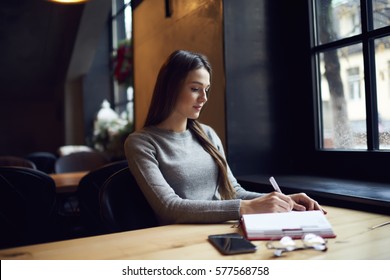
[112,0,126,15]
[314,0,361,46]
[313,0,390,152]
[376,36,390,149]
[319,44,367,149]
[373,0,390,30]
[111,0,133,124]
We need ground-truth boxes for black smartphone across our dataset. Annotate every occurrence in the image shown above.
[208,233,257,255]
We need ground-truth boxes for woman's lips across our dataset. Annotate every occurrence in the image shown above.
[194,105,202,111]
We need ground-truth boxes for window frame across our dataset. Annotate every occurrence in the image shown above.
[310,0,390,151]
[109,0,133,121]
[304,0,390,183]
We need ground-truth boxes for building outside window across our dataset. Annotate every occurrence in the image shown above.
[347,67,361,101]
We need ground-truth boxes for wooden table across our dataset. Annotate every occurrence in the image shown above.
[50,172,87,193]
[0,206,389,260]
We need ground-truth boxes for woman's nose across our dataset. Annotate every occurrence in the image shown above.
[199,90,208,102]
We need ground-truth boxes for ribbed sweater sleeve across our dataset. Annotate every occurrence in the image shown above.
[124,124,263,225]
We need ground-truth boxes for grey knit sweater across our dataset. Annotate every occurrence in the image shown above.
[124,124,262,225]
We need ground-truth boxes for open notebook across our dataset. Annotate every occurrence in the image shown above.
[241,210,336,240]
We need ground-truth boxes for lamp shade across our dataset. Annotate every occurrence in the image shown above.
[47,0,89,4]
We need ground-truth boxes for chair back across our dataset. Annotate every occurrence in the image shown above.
[0,166,57,249]
[0,156,36,169]
[25,152,57,174]
[77,160,128,236]
[100,167,158,233]
[55,151,109,173]
[58,145,94,157]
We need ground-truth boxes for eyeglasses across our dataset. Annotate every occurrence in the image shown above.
[266,233,327,257]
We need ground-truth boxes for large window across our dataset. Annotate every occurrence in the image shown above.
[110,0,133,123]
[311,0,390,150]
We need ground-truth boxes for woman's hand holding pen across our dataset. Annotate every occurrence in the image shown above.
[239,192,325,216]
[239,176,327,216]
[269,176,327,214]
[240,192,295,215]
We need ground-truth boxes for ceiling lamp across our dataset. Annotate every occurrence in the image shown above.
[47,0,89,4]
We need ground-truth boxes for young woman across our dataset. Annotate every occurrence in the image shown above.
[124,50,324,225]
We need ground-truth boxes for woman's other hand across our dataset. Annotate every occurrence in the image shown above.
[289,193,327,214]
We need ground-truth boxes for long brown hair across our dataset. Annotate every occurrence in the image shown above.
[144,50,236,199]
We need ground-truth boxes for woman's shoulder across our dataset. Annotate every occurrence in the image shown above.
[199,123,218,137]
[124,128,161,158]
[126,128,146,139]
[199,123,222,145]
[125,128,154,147]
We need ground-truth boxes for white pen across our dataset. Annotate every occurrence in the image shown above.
[269,176,282,193]
[269,176,328,214]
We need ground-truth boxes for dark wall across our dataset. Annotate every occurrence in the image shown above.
[0,1,84,156]
[224,0,312,176]
[274,0,316,175]
[0,0,111,157]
